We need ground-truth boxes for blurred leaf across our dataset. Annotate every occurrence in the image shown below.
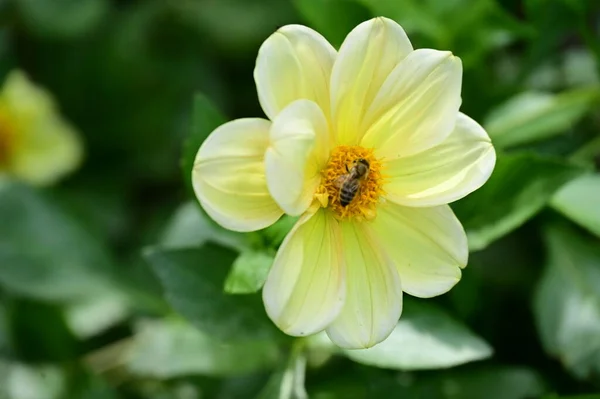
[182,93,226,194]
[453,153,584,251]
[160,201,246,251]
[484,88,600,149]
[551,173,600,237]
[8,299,79,363]
[342,301,492,370]
[126,318,279,377]
[534,224,600,379]
[0,179,118,302]
[15,0,109,39]
[144,244,282,341]
[0,361,66,399]
[399,366,545,399]
[292,0,370,47]
[257,341,307,399]
[564,48,600,87]
[64,294,130,339]
[224,250,274,294]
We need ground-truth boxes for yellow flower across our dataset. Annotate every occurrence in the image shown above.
[192,18,495,348]
[0,70,82,186]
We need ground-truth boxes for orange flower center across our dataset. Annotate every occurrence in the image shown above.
[315,145,384,221]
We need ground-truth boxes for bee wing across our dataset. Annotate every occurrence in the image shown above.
[334,174,349,188]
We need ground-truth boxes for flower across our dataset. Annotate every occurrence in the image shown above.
[0,70,82,186]
[192,17,495,349]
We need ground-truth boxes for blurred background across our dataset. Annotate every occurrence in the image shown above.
[1,0,600,398]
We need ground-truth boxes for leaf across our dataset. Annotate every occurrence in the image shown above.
[160,201,247,251]
[484,88,600,149]
[0,179,118,302]
[292,0,370,47]
[182,93,227,194]
[0,361,66,399]
[453,153,584,251]
[342,301,492,370]
[551,173,600,237]
[126,318,279,377]
[224,250,274,294]
[144,244,282,341]
[260,215,298,248]
[534,224,600,380]
[16,0,109,39]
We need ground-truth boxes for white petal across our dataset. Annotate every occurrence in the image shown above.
[262,207,345,336]
[254,25,336,120]
[265,100,329,216]
[192,118,283,232]
[383,113,496,207]
[326,221,403,349]
[330,17,413,145]
[370,202,468,298]
[360,49,463,158]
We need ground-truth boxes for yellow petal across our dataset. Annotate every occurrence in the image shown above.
[330,17,413,146]
[326,221,402,349]
[360,49,463,158]
[370,202,468,298]
[254,25,336,120]
[2,70,82,186]
[192,118,283,232]
[262,207,345,336]
[383,113,496,207]
[265,100,329,216]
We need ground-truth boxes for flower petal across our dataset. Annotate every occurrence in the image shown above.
[262,207,345,336]
[192,118,283,232]
[3,70,83,186]
[326,221,402,349]
[360,49,463,158]
[370,202,468,298]
[265,100,330,216]
[254,25,336,121]
[330,17,413,146]
[383,113,496,207]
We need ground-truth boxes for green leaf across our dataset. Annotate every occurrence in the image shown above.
[0,180,118,302]
[160,201,246,251]
[16,0,109,39]
[484,88,600,149]
[0,361,66,399]
[181,93,226,194]
[453,153,584,251]
[144,244,282,341]
[292,0,370,47]
[224,250,274,294]
[126,318,279,377]
[534,224,600,379]
[342,301,492,370]
[551,173,600,237]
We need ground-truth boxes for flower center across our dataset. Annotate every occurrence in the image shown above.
[316,145,384,221]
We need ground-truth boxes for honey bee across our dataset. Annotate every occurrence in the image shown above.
[335,158,370,207]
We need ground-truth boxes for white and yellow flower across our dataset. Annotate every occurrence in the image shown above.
[192,18,495,349]
[0,70,82,186]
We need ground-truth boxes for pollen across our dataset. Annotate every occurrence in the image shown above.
[316,145,384,221]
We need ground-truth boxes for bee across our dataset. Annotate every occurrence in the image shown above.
[336,158,370,207]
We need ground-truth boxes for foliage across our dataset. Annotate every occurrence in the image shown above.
[1,0,600,398]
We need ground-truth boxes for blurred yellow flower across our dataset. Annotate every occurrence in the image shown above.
[192,18,496,348]
[0,70,82,186]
